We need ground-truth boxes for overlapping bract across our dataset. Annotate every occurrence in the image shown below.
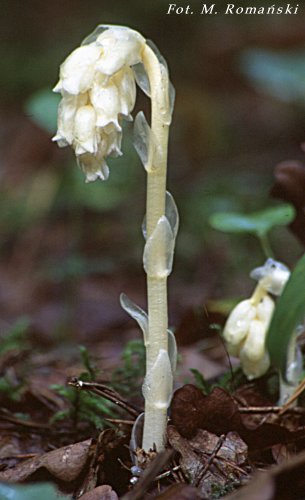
[53,26,145,181]
[120,292,178,407]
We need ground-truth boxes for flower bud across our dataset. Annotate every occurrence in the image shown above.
[223,299,256,348]
[250,258,290,296]
[73,105,98,155]
[54,45,102,95]
[223,291,274,380]
[95,26,144,74]
[257,294,275,323]
[240,351,270,381]
[52,93,87,147]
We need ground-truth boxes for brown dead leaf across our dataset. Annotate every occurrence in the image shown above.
[225,449,305,499]
[167,426,203,483]
[167,426,248,498]
[76,428,129,497]
[171,384,305,450]
[0,439,91,483]
[271,443,296,465]
[78,484,118,500]
[188,429,248,466]
[171,385,242,438]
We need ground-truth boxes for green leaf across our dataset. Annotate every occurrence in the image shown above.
[190,368,210,394]
[0,482,70,500]
[209,203,295,236]
[266,253,305,379]
[0,317,29,356]
[24,88,60,134]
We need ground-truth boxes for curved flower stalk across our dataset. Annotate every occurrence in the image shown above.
[223,259,291,380]
[53,25,177,452]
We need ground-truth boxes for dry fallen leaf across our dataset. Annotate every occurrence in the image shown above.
[0,439,91,483]
[171,384,305,450]
[167,426,248,498]
[171,385,243,439]
[225,449,305,500]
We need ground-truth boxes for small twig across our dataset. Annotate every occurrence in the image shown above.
[68,378,142,418]
[121,449,173,500]
[117,457,132,472]
[214,456,249,476]
[195,434,226,487]
[0,409,50,429]
[155,465,181,481]
[238,405,305,415]
[105,418,135,425]
[1,453,38,460]
[279,377,305,415]
[238,406,281,414]
[172,458,186,483]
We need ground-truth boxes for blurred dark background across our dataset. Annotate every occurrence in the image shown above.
[1,0,304,352]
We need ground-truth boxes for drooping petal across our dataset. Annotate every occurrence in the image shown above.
[240,319,267,362]
[100,124,122,157]
[73,105,98,155]
[53,93,88,146]
[223,299,256,347]
[55,44,102,95]
[77,152,109,182]
[95,26,145,75]
[90,81,121,130]
[257,295,275,324]
[240,350,270,380]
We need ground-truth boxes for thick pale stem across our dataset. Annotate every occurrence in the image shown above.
[141,44,171,451]
[142,405,167,451]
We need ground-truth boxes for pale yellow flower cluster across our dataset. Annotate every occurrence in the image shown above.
[223,259,290,380]
[224,294,274,379]
[53,26,145,181]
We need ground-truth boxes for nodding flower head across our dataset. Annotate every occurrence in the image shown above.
[53,26,145,182]
[250,258,290,296]
[223,259,290,380]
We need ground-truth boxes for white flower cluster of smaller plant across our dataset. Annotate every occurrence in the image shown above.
[223,259,290,380]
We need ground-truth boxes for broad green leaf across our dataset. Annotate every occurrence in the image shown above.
[209,203,295,236]
[25,89,60,134]
[0,482,70,500]
[266,253,305,379]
